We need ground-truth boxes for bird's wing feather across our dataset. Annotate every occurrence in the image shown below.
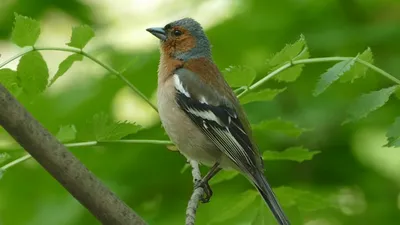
[173,68,261,173]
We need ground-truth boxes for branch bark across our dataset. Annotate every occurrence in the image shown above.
[185,160,203,225]
[0,84,147,225]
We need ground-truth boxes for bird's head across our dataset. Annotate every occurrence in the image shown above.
[146,18,211,61]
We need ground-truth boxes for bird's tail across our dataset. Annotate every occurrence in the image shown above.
[252,172,290,225]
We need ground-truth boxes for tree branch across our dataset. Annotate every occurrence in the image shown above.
[0,84,147,225]
[185,160,204,225]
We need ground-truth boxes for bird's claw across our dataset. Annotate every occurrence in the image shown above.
[194,179,213,203]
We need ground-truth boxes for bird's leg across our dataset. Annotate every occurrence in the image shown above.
[194,162,222,203]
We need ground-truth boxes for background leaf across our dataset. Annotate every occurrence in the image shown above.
[252,118,306,138]
[274,187,332,211]
[223,66,256,87]
[268,35,309,82]
[340,48,374,83]
[209,170,239,185]
[49,54,83,86]
[77,112,141,141]
[343,86,398,124]
[67,25,95,49]
[56,125,77,143]
[314,58,356,96]
[11,13,40,47]
[0,69,20,94]
[17,51,49,95]
[263,146,320,162]
[385,117,400,147]
[240,88,286,104]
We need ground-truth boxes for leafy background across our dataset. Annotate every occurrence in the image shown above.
[1,0,400,224]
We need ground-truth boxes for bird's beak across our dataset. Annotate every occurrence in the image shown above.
[146,27,167,41]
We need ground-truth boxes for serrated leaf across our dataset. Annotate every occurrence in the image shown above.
[67,25,95,49]
[267,35,309,82]
[223,66,256,88]
[385,117,400,147]
[340,48,374,83]
[274,186,331,211]
[0,153,10,164]
[343,86,398,124]
[314,58,356,96]
[49,54,83,86]
[240,88,286,104]
[17,51,49,95]
[209,190,258,223]
[263,146,320,162]
[0,69,20,94]
[209,170,239,185]
[77,112,141,141]
[252,118,306,138]
[11,13,40,47]
[56,125,77,143]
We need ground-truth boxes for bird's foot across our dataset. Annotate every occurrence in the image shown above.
[194,179,213,203]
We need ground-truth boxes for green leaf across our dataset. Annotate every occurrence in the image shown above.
[313,58,356,96]
[67,25,95,49]
[385,117,400,147]
[56,125,77,143]
[209,190,258,223]
[11,13,40,47]
[343,86,398,124]
[267,35,309,82]
[252,118,306,138]
[263,146,320,162]
[274,186,331,211]
[78,112,141,141]
[223,66,256,88]
[209,170,239,185]
[340,48,374,83]
[17,51,49,95]
[240,88,286,104]
[0,69,20,94]
[0,153,10,164]
[49,54,83,86]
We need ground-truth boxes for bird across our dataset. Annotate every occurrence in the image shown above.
[147,18,290,225]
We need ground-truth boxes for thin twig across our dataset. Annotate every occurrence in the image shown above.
[186,160,203,225]
[0,139,173,172]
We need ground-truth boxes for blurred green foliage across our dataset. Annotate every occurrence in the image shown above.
[1,0,400,225]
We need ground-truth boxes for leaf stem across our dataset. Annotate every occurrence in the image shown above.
[237,56,400,98]
[0,46,158,112]
[0,139,172,173]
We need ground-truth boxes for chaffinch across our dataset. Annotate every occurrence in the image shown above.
[147,18,290,225]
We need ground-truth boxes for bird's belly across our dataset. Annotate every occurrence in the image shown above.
[157,85,222,167]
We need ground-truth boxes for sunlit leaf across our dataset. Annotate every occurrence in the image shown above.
[49,54,83,86]
[56,125,77,143]
[385,117,400,148]
[17,51,49,95]
[77,112,141,141]
[67,25,95,49]
[263,146,320,162]
[340,48,374,83]
[252,118,306,138]
[313,58,356,96]
[209,190,258,223]
[223,66,256,88]
[343,86,398,124]
[267,35,309,82]
[11,13,40,47]
[274,186,331,211]
[209,170,239,185]
[240,88,286,104]
[0,69,20,94]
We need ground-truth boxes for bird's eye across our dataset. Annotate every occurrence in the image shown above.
[173,29,182,36]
